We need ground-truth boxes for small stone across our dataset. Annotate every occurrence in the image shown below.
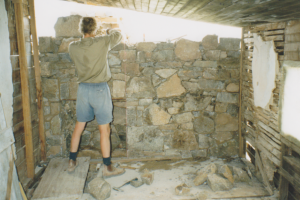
[219,165,234,183]
[194,116,214,134]
[136,42,156,52]
[218,38,241,50]
[212,132,232,143]
[127,77,156,98]
[155,69,177,78]
[39,37,53,53]
[175,183,190,196]
[111,73,130,82]
[167,107,180,115]
[220,51,227,59]
[173,112,194,124]
[136,51,145,63]
[175,39,201,61]
[173,101,183,108]
[193,60,217,68]
[191,149,207,158]
[119,50,136,62]
[145,104,171,125]
[130,179,144,187]
[226,83,239,92]
[112,80,125,98]
[108,54,121,66]
[194,164,217,186]
[181,150,193,158]
[46,146,61,157]
[157,74,186,98]
[152,50,174,61]
[202,35,218,50]
[121,63,140,76]
[157,42,174,50]
[87,177,111,200]
[40,62,51,77]
[198,134,210,149]
[58,37,80,53]
[215,103,228,112]
[215,113,238,131]
[173,130,198,150]
[207,174,233,191]
[139,99,153,106]
[216,92,238,103]
[51,115,61,135]
[233,166,251,183]
[203,50,221,60]
[180,122,193,130]
[141,169,154,185]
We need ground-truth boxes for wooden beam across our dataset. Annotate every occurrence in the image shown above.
[239,27,246,158]
[28,0,46,162]
[5,147,14,200]
[14,1,35,179]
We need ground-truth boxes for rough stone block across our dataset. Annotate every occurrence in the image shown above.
[172,130,198,150]
[139,98,153,106]
[203,50,221,60]
[193,60,217,68]
[141,169,154,185]
[203,68,231,80]
[194,163,217,186]
[194,115,214,134]
[215,103,227,112]
[226,83,239,92]
[39,37,53,53]
[218,38,241,50]
[217,57,240,68]
[112,43,128,51]
[42,78,59,101]
[46,146,61,157]
[108,53,121,66]
[136,51,145,63]
[157,42,174,50]
[127,77,155,98]
[113,106,126,125]
[121,62,140,76]
[152,50,174,61]
[175,39,201,61]
[173,112,194,124]
[191,149,207,158]
[184,94,211,112]
[198,79,225,90]
[130,179,144,187]
[168,107,180,115]
[175,183,190,196]
[215,113,238,132]
[233,166,251,183]
[87,177,111,200]
[212,132,233,143]
[112,80,126,98]
[54,15,82,37]
[202,35,218,50]
[197,134,210,149]
[119,50,136,62]
[227,104,239,117]
[207,174,233,191]
[216,92,238,103]
[40,62,51,77]
[155,69,177,79]
[157,75,186,98]
[136,42,156,52]
[145,104,171,125]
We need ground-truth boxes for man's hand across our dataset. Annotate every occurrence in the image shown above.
[106,29,111,35]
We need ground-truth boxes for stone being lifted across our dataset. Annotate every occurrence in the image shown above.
[251,33,279,110]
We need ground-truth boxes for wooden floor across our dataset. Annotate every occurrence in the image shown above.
[32,157,90,200]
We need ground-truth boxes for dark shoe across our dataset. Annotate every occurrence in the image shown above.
[103,165,125,178]
[68,159,78,173]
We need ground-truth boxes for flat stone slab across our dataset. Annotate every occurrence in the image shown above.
[32,157,90,200]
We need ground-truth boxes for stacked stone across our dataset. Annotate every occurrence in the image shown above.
[39,18,241,158]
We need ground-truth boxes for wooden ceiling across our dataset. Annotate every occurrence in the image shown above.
[66,0,300,27]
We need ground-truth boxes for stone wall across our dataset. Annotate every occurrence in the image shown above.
[39,25,241,159]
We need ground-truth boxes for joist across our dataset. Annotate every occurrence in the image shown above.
[14,0,35,179]
[264,35,284,41]
[239,27,245,158]
[264,30,285,36]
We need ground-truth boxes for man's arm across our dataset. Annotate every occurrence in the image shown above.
[106,29,122,50]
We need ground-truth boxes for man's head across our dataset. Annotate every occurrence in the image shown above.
[80,17,97,36]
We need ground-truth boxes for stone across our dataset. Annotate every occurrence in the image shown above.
[112,80,125,98]
[111,132,121,150]
[216,92,239,103]
[46,146,61,157]
[142,67,154,77]
[159,99,172,109]
[203,69,231,80]
[203,50,221,60]
[141,169,154,185]
[198,134,210,149]
[215,113,238,132]
[193,60,217,68]
[87,177,111,200]
[182,82,199,93]
[111,73,130,82]
[227,104,239,117]
[39,37,53,53]
[215,103,227,112]
[157,42,174,50]
[227,50,240,58]
[178,68,202,79]
[202,35,218,50]
[194,115,214,134]
[108,54,121,66]
[58,37,80,53]
[42,78,59,101]
[181,122,193,130]
[113,107,126,125]
[127,77,156,98]
[130,179,144,187]
[191,149,207,158]
[172,130,198,150]
[127,126,163,151]
[121,63,140,76]
[184,94,212,111]
[154,61,182,68]
[157,75,186,98]
[226,83,239,92]
[194,164,217,186]
[40,62,51,77]
[219,165,234,183]
[168,107,180,115]
[136,42,156,52]
[139,99,153,106]
[220,51,227,59]
[152,50,174,61]
[175,39,201,61]
[80,193,97,200]
[206,105,214,112]
[54,15,82,37]
[136,51,145,63]
[119,50,136,62]
[198,79,225,90]
[217,57,240,69]
[69,82,78,99]
[173,112,194,124]
[145,104,171,125]
[175,183,190,196]
[212,132,232,143]
[173,101,183,108]
[51,115,61,135]
[218,38,241,50]
[155,69,177,78]
[233,166,251,183]
[207,174,233,191]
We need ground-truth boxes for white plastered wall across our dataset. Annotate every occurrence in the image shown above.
[252,33,279,110]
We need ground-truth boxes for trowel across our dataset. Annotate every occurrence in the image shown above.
[113,177,138,192]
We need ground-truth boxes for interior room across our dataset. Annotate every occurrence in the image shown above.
[1,0,300,199]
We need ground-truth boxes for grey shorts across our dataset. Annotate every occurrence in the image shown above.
[76,82,113,125]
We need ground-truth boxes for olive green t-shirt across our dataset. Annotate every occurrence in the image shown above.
[69,30,122,83]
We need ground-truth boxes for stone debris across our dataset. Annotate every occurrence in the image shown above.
[233,166,251,183]
[175,183,190,196]
[194,163,217,186]
[218,165,234,183]
[130,179,144,188]
[207,174,233,192]
[87,177,111,200]
[141,169,154,185]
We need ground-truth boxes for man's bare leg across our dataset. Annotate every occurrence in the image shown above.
[99,123,113,171]
[70,121,86,152]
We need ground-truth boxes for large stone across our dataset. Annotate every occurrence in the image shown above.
[154,61,182,68]
[127,77,156,98]
[194,115,214,134]
[112,43,128,51]
[207,174,233,191]
[198,79,225,90]
[233,166,251,183]
[175,39,201,61]
[136,42,156,52]
[121,63,140,76]
[58,37,80,53]
[216,92,238,103]
[217,57,240,69]
[173,112,194,124]
[194,164,217,186]
[42,78,59,101]
[51,115,61,135]
[39,37,53,53]
[87,177,111,200]
[226,83,239,92]
[198,134,210,149]
[155,69,177,78]
[178,68,202,79]
[215,113,238,132]
[157,42,174,50]
[184,94,212,111]
[46,146,61,157]
[111,73,130,82]
[108,54,121,66]
[145,104,171,125]
[202,35,218,50]
[227,104,239,117]
[152,50,174,61]
[54,15,82,37]
[111,132,121,150]
[218,38,241,50]
[193,60,217,68]
[157,75,186,98]
[219,165,234,183]
[119,50,136,62]
[40,62,51,77]
[203,69,231,80]
[215,103,228,112]
[112,80,125,98]
[127,126,164,151]
[172,130,198,150]
[212,132,233,142]
[182,82,199,93]
[113,107,126,125]
[203,50,221,60]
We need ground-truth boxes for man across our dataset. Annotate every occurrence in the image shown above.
[67,17,125,177]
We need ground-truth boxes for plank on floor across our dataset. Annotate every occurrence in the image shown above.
[32,157,90,200]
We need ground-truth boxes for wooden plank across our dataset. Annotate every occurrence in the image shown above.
[28,0,46,162]
[264,35,284,41]
[255,149,273,195]
[239,27,245,158]
[283,156,300,174]
[5,146,14,200]
[14,1,35,179]
[278,167,300,192]
[32,157,90,200]
[279,174,289,200]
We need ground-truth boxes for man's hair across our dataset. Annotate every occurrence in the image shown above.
[80,17,97,35]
